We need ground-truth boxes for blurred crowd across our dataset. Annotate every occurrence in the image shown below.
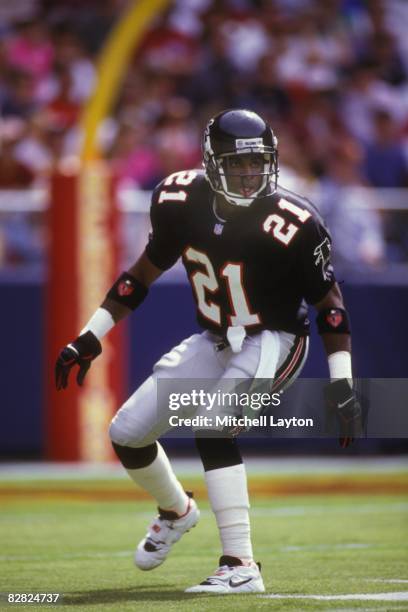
[0,0,407,271]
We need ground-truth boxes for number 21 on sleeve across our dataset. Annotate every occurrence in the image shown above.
[158,171,197,203]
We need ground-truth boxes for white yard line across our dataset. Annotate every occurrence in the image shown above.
[0,456,407,480]
[259,592,408,601]
[0,551,133,562]
[366,579,408,584]
[0,543,374,562]
[249,502,408,517]
[280,543,371,552]
[0,503,406,523]
[321,608,408,612]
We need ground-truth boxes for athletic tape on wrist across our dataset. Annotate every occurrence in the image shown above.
[327,351,352,381]
[106,272,148,310]
[80,308,115,340]
[316,307,350,335]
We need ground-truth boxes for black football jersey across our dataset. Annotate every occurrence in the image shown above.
[145,170,335,336]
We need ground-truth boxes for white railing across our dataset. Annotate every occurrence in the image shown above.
[0,186,407,213]
[0,186,407,284]
[118,186,408,212]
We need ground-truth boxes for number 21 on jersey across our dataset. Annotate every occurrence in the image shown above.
[263,198,311,246]
[184,247,260,327]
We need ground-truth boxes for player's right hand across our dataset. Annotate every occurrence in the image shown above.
[55,331,102,390]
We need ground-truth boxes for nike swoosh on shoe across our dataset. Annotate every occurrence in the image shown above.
[229,577,253,588]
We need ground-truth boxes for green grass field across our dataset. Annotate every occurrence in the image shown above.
[0,463,407,611]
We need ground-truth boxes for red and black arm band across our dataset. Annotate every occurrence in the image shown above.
[316,307,351,335]
[105,272,148,311]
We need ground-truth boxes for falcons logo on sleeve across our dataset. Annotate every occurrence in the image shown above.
[314,238,333,281]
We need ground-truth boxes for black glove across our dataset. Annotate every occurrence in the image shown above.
[55,331,102,390]
[324,379,363,449]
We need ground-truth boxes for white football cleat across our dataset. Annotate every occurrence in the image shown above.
[185,555,265,594]
[135,493,199,570]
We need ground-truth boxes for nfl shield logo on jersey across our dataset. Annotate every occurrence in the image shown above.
[214,223,224,235]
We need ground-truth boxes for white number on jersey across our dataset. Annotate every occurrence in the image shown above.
[158,171,197,203]
[263,198,311,245]
[263,214,298,245]
[278,199,311,223]
[221,262,260,326]
[184,247,221,324]
[184,248,260,327]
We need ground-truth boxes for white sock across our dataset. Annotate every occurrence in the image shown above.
[205,464,253,562]
[126,442,189,515]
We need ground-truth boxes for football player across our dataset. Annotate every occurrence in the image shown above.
[56,109,361,594]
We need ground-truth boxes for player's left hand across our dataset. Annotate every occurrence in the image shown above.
[55,331,102,390]
[324,379,363,448]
